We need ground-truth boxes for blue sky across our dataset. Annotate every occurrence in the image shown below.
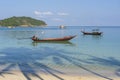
[0,0,120,26]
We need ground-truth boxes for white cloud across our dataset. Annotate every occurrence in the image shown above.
[52,18,63,22]
[34,11,69,22]
[34,11,53,16]
[34,11,41,15]
[34,11,69,16]
[42,11,53,15]
[57,12,69,16]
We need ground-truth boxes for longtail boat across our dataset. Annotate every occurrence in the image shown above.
[81,31,102,35]
[32,35,76,42]
[81,29,102,35]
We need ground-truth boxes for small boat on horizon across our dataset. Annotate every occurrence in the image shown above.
[32,35,76,42]
[59,25,66,29]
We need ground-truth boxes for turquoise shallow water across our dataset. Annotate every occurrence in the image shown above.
[0,26,120,80]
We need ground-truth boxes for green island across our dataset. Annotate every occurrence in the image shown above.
[0,16,47,27]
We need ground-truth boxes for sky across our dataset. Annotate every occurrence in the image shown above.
[0,0,120,26]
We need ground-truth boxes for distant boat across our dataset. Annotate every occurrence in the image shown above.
[32,35,76,42]
[59,25,66,29]
[81,29,102,35]
[8,26,15,29]
[8,26,11,28]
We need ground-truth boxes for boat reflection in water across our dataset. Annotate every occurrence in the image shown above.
[32,41,74,46]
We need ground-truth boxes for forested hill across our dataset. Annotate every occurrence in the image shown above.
[0,16,47,27]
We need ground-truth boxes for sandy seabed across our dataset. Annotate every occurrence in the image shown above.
[0,64,119,80]
[0,70,119,80]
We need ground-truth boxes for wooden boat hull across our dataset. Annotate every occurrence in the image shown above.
[82,31,102,35]
[32,35,76,42]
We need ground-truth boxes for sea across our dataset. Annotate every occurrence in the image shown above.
[0,26,120,80]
